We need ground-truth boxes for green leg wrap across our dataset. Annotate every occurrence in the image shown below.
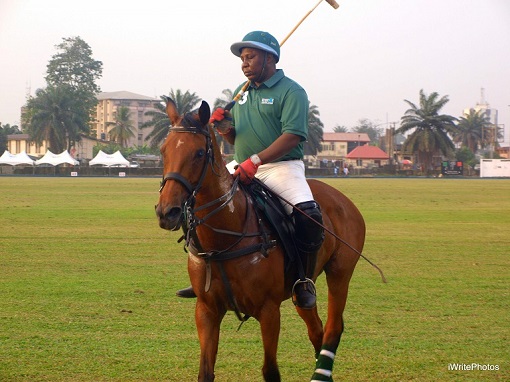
[311,346,335,381]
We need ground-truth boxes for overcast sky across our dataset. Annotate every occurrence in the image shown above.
[1,0,509,143]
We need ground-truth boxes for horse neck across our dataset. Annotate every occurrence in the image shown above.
[193,135,255,248]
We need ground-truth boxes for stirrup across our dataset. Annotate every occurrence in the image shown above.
[291,278,317,309]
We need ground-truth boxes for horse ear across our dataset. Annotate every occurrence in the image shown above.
[163,96,181,126]
[198,101,210,127]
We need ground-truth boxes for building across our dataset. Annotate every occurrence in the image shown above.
[319,132,371,160]
[345,145,390,168]
[94,91,160,147]
[7,133,104,163]
[306,132,369,167]
[463,88,504,150]
[379,127,409,163]
[7,134,47,157]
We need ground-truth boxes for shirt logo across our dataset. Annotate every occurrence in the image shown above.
[261,98,274,105]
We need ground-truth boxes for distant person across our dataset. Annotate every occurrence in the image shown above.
[343,165,349,177]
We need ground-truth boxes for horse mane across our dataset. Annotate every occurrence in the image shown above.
[181,113,200,128]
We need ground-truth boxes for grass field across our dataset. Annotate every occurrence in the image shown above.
[0,176,508,381]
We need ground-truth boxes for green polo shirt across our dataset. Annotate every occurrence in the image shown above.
[231,69,308,163]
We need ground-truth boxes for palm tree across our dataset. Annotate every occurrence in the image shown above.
[305,102,324,155]
[25,85,89,153]
[333,125,348,133]
[213,89,234,109]
[106,106,135,147]
[211,89,235,155]
[453,109,490,153]
[0,124,21,154]
[397,89,457,172]
[142,89,201,149]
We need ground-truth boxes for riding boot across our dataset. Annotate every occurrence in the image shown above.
[291,201,325,309]
[176,286,197,298]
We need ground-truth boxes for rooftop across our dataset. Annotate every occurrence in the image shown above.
[346,145,389,159]
[97,91,158,101]
[323,132,370,142]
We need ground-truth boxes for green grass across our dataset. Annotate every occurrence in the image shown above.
[0,177,508,381]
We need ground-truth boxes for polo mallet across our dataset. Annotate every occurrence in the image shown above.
[224,0,340,111]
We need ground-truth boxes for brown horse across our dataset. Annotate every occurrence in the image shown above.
[156,98,365,382]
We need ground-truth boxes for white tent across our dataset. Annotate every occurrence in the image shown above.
[0,150,35,165]
[89,150,129,167]
[35,150,79,166]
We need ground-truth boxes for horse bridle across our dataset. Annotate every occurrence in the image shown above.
[159,125,213,197]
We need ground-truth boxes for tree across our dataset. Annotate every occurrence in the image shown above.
[24,36,102,152]
[142,89,201,149]
[333,125,348,133]
[305,102,324,155]
[352,119,383,145]
[0,124,21,154]
[456,146,476,169]
[213,89,234,109]
[106,106,135,148]
[211,89,235,155]
[397,89,457,171]
[25,86,90,152]
[453,109,490,153]
[45,36,103,125]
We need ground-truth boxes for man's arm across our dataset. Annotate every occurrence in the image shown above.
[257,133,301,163]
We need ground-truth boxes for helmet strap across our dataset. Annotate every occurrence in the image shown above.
[255,51,268,84]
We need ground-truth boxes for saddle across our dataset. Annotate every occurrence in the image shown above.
[243,179,301,278]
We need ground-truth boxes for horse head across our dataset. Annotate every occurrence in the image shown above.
[156,97,212,230]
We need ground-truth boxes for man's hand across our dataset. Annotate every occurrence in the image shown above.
[233,155,261,184]
[209,108,233,134]
[209,108,227,124]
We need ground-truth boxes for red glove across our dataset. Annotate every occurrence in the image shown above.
[209,108,227,124]
[234,156,261,184]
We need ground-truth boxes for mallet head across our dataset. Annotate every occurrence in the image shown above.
[325,0,340,9]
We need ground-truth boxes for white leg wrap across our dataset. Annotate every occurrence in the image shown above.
[320,349,336,360]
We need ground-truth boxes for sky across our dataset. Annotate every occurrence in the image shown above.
[1,0,509,143]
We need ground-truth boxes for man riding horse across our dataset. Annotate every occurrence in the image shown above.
[177,31,324,309]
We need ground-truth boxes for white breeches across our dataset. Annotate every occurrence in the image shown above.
[255,160,313,215]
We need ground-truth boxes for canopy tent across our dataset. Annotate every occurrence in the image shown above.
[0,150,35,165]
[89,150,129,167]
[35,150,79,166]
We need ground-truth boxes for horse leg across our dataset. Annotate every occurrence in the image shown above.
[295,306,324,355]
[310,257,358,382]
[195,300,225,382]
[258,304,282,382]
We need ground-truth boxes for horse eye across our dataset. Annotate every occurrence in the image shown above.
[196,149,205,158]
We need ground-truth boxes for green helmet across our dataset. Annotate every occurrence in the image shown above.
[230,31,280,62]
